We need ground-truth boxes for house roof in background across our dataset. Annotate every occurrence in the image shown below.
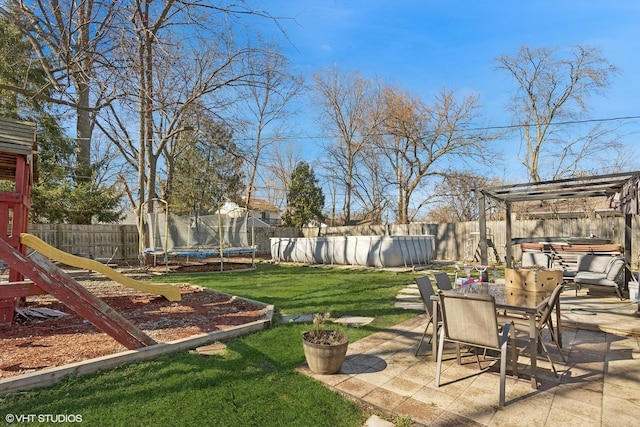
[248,198,280,213]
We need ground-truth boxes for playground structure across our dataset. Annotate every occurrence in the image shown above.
[141,201,257,271]
[0,117,180,349]
[270,235,434,268]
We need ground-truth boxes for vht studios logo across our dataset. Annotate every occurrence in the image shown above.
[5,413,83,423]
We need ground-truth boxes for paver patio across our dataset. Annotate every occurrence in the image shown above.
[300,287,640,426]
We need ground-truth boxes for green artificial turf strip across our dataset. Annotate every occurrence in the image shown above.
[1,264,418,426]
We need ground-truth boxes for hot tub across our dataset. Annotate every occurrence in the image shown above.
[270,235,433,268]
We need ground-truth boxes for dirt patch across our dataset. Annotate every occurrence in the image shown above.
[0,277,268,379]
[147,261,255,274]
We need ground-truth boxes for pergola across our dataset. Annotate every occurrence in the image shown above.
[476,171,640,313]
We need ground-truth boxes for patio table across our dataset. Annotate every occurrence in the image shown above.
[431,282,561,389]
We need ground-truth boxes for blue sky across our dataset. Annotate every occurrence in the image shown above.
[254,0,640,182]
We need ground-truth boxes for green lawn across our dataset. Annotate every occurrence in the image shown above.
[1,263,419,426]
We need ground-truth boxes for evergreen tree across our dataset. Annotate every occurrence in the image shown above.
[0,18,122,224]
[169,124,244,215]
[283,161,325,227]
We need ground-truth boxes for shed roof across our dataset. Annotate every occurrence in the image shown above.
[0,117,36,156]
[0,117,37,182]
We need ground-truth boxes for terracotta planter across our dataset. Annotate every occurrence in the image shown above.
[302,330,349,375]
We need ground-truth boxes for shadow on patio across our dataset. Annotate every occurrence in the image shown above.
[298,288,640,426]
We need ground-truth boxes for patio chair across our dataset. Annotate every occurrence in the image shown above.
[435,291,518,406]
[414,275,440,356]
[521,252,552,269]
[573,255,625,299]
[433,272,453,291]
[534,283,566,377]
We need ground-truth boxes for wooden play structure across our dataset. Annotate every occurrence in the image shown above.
[0,117,180,349]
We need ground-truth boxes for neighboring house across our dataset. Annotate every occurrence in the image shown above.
[248,198,282,226]
[219,198,282,227]
[119,198,283,226]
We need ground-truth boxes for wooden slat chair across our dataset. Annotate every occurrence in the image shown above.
[435,291,518,406]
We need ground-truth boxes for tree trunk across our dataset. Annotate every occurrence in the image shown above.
[76,84,92,182]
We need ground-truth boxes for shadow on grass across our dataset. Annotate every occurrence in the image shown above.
[4,324,364,426]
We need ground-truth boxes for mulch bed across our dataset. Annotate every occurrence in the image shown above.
[0,276,268,379]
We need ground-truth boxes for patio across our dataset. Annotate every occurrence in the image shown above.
[299,287,640,426]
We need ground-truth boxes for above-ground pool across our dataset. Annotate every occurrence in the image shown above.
[270,235,433,268]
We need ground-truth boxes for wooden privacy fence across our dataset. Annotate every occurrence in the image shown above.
[26,216,640,267]
[27,224,301,262]
[28,224,140,262]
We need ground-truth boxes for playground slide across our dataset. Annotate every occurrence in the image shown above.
[20,233,181,302]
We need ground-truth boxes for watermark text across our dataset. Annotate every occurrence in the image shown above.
[5,413,83,423]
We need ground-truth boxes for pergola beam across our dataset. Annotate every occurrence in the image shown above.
[477,171,640,314]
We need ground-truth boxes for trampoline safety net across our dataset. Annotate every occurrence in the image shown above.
[144,212,255,257]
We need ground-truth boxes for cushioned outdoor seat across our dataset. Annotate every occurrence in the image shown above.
[521,252,551,269]
[573,255,625,299]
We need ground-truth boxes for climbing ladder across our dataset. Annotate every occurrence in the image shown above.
[473,238,502,265]
[0,118,164,349]
[0,118,35,323]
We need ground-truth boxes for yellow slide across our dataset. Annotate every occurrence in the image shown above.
[20,233,181,302]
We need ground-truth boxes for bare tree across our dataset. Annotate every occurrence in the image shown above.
[263,142,303,213]
[496,45,621,181]
[350,143,392,224]
[237,41,303,207]
[93,2,281,251]
[312,66,383,224]
[97,25,248,208]
[425,173,501,222]
[377,86,498,224]
[0,0,120,180]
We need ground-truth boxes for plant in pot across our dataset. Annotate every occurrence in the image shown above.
[302,313,349,375]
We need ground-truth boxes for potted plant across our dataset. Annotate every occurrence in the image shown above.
[302,313,349,375]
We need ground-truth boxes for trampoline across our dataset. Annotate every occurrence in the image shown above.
[141,204,257,270]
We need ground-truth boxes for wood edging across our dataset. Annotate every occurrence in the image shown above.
[0,304,274,397]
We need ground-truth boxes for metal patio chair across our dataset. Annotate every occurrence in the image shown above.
[534,283,566,377]
[414,275,440,356]
[433,272,453,291]
[435,291,518,406]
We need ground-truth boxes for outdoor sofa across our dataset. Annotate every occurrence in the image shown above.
[571,254,625,299]
[521,252,626,299]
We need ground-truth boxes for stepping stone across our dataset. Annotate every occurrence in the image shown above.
[363,414,394,427]
[194,342,227,356]
[394,301,424,311]
[333,315,374,327]
[281,313,314,323]
[396,293,420,300]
